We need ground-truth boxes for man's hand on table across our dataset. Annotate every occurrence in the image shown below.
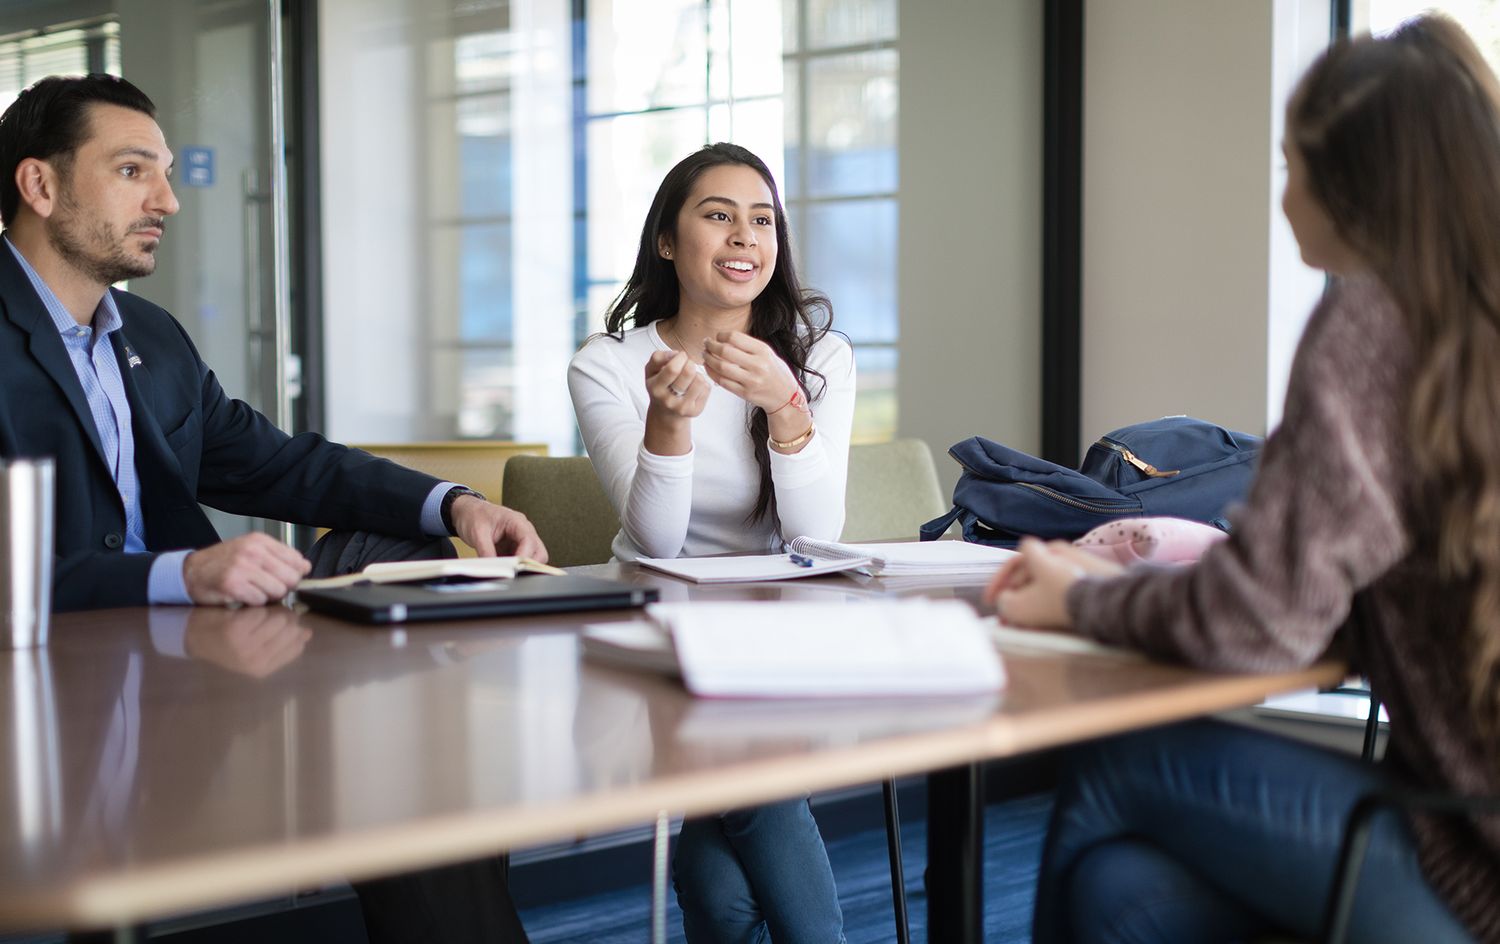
[450,496,549,562]
[184,533,311,606]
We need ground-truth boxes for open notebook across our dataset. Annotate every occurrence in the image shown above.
[297,556,563,591]
[582,599,1005,698]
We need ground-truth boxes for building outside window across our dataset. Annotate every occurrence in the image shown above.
[0,18,120,113]
[321,0,899,452]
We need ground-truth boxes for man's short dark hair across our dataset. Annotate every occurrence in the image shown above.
[0,74,156,227]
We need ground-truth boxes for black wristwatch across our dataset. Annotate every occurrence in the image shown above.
[439,486,486,536]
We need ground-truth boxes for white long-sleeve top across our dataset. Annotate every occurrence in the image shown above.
[567,322,856,561]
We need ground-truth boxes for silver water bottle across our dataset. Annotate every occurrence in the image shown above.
[0,459,54,649]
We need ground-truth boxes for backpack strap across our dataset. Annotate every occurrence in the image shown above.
[920,506,963,542]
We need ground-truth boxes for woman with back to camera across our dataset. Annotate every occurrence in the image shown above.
[568,143,854,943]
[986,15,1500,943]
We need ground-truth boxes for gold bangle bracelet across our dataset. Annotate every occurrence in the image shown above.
[769,421,816,451]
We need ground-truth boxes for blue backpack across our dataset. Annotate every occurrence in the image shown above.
[919,416,1263,547]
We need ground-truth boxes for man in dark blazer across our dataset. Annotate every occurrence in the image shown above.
[0,74,546,612]
[0,75,538,941]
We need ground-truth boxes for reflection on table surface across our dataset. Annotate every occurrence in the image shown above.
[0,563,1343,929]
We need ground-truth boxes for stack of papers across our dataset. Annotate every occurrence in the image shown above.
[582,599,1006,698]
[671,692,1002,742]
[787,537,1015,577]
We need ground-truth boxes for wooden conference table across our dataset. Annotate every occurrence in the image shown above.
[0,564,1343,942]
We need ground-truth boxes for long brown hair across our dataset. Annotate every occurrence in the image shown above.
[605,143,834,526]
[1289,15,1500,742]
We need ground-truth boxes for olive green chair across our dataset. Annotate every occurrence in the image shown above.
[842,438,948,542]
[500,455,620,567]
[344,441,548,558]
[501,439,950,565]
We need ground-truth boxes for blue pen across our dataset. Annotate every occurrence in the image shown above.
[788,552,815,567]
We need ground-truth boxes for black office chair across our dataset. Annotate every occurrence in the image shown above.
[1317,693,1500,943]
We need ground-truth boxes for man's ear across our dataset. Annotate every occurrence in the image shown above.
[14,157,58,220]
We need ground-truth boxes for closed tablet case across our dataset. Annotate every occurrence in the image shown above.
[297,573,658,624]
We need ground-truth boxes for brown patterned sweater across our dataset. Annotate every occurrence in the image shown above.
[1068,274,1500,941]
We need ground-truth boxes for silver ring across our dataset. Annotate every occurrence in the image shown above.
[668,384,685,397]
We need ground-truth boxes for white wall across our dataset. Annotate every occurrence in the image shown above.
[898,0,1043,491]
[320,0,425,443]
[1080,0,1327,450]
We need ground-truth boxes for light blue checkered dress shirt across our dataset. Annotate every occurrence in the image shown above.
[5,237,190,603]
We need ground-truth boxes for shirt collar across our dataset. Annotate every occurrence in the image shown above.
[4,233,122,338]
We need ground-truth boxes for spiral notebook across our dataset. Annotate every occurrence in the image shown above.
[636,553,871,584]
[785,537,1015,577]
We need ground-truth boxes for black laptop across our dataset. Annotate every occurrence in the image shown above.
[297,573,658,624]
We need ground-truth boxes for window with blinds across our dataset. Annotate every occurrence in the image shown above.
[0,19,121,116]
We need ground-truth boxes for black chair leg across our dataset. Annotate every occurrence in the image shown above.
[1361,693,1382,763]
[1321,795,1382,944]
[882,777,911,944]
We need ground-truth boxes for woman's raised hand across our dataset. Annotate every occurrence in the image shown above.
[703,331,802,413]
[645,349,711,418]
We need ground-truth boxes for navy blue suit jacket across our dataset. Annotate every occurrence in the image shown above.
[0,246,442,611]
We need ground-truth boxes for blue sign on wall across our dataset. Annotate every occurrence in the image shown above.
[181,147,214,187]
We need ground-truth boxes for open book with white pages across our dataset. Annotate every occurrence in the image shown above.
[297,555,563,591]
[786,537,1016,577]
[581,599,1005,698]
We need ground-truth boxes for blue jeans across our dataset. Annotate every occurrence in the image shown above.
[673,797,845,944]
[1032,719,1472,943]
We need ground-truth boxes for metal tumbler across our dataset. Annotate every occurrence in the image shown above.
[0,459,54,649]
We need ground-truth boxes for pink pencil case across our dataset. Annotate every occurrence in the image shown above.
[1074,516,1228,566]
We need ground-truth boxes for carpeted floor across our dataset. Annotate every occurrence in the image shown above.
[519,791,1054,944]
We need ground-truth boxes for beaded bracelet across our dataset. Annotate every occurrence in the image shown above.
[767,387,806,415]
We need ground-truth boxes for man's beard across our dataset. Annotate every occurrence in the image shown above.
[48,191,161,286]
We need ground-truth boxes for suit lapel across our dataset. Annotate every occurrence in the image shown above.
[0,249,108,468]
[110,310,217,550]
[112,326,184,482]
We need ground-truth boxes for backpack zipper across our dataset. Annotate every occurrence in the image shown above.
[1097,438,1180,478]
[948,450,1134,516]
[948,450,1138,515]
[1016,482,1136,514]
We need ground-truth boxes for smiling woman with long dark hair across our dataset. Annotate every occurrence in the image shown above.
[568,143,854,943]
[570,143,855,561]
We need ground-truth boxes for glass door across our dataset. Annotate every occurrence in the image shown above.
[0,0,294,541]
